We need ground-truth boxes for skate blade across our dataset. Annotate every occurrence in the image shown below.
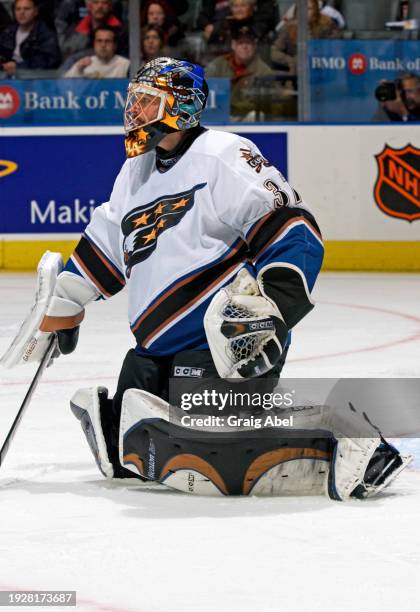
[363,454,413,498]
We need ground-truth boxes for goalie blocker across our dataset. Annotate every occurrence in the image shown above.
[0,251,98,368]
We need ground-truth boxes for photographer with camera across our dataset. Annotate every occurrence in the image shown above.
[373,73,420,122]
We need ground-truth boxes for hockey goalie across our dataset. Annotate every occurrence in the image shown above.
[1,57,411,500]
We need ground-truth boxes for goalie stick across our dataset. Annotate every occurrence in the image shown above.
[0,334,58,469]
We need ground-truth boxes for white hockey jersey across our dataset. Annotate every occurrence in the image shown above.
[64,129,324,356]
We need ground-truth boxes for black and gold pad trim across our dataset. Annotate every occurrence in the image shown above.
[122,417,332,495]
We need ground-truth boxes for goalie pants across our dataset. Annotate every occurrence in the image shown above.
[109,347,289,451]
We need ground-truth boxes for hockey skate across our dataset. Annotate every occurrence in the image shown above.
[350,439,413,499]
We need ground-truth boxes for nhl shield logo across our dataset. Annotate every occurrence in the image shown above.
[374,144,420,222]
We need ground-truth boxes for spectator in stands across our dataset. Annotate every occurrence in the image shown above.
[206,25,292,121]
[0,0,61,75]
[61,0,125,58]
[198,0,278,41]
[141,0,184,49]
[271,0,339,73]
[64,25,129,78]
[198,0,232,37]
[204,0,258,57]
[141,24,166,64]
[281,1,345,30]
[56,1,89,47]
[373,74,420,122]
[318,1,345,29]
[56,1,124,45]
[230,0,256,23]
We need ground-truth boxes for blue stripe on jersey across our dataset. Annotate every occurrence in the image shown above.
[135,297,211,356]
[253,223,324,291]
[130,237,244,331]
[63,257,83,277]
[134,276,292,357]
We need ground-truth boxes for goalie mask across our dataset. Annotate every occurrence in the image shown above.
[124,57,209,158]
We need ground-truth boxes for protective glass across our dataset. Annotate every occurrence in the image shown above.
[124,83,168,133]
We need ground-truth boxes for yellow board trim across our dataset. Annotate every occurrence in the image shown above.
[1,240,420,272]
[323,241,420,271]
[1,240,78,271]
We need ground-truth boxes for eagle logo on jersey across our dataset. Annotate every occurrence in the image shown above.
[240,147,272,174]
[374,144,420,222]
[121,183,206,277]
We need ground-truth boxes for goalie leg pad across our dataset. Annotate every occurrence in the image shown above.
[289,403,411,500]
[284,403,381,500]
[70,387,115,478]
[71,387,144,480]
[119,389,332,496]
[120,391,411,499]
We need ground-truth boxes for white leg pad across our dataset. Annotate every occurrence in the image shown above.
[119,389,169,478]
[249,459,329,496]
[70,387,114,479]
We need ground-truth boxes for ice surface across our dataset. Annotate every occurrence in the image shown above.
[0,272,419,611]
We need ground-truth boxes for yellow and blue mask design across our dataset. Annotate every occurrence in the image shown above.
[124,57,209,158]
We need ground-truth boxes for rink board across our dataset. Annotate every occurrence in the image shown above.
[1,124,419,271]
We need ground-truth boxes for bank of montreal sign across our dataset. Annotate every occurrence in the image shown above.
[0,78,230,125]
[309,39,420,122]
[311,52,420,75]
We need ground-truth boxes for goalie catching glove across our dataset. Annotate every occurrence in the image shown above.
[204,268,288,378]
[0,251,98,368]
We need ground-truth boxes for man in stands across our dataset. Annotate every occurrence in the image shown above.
[0,0,60,75]
[198,0,278,43]
[206,25,294,121]
[64,25,129,78]
[61,0,125,58]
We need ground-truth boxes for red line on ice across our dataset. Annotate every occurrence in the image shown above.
[2,302,420,385]
[289,301,420,363]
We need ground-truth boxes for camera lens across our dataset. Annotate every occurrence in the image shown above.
[375,81,397,102]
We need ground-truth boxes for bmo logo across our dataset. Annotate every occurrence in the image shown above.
[311,56,346,70]
[348,53,368,75]
[0,85,20,118]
